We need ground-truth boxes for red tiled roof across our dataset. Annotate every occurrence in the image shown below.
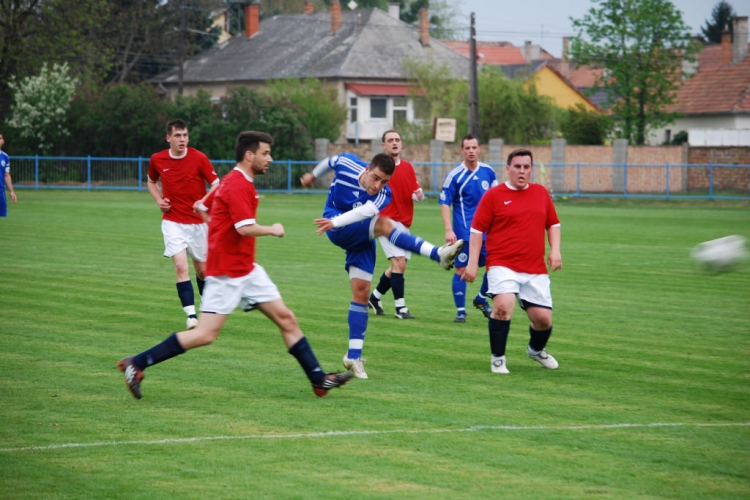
[443,40,526,65]
[669,44,750,115]
[345,83,423,96]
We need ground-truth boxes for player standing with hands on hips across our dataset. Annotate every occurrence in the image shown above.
[147,120,219,330]
[118,131,354,399]
[461,149,562,374]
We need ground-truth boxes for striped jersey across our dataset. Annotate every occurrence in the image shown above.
[322,153,392,219]
[439,162,498,238]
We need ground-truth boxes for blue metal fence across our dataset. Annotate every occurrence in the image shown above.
[9,156,750,200]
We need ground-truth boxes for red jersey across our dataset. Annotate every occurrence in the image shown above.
[148,147,219,224]
[379,159,421,228]
[203,168,258,278]
[471,182,560,274]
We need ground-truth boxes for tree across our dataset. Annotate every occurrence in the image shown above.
[265,79,347,142]
[560,104,612,145]
[701,1,736,44]
[7,63,78,155]
[570,0,700,145]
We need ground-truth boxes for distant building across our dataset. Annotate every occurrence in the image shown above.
[157,2,468,143]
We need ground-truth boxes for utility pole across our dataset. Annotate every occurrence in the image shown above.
[178,0,186,95]
[468,12,479,137]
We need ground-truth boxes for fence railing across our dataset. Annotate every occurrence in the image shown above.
[10,156,750,200]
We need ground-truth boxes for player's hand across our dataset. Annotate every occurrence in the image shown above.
[9,192,16,202]
[300,172,315,188]
[159,197,171,213]
[412,188,424,202]
[547,251,562,272]
[314,218,334,235]
[270,223,285,238]
[460,264,478,283]
[445,229,457,245]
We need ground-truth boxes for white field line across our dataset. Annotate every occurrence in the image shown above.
[2,421,749,453]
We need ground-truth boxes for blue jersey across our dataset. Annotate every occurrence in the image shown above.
[0,151,9,191]
[323,153,392,219]
[439,162,498,239]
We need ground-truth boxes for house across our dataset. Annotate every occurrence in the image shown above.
[649,16,750,145]
[156,1,469,143]
[444,39,601,113]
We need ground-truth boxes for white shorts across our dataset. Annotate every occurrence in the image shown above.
[162,220,208,261]
[487,266,553,309]
[200,264,282,315]
[377,220,412,260]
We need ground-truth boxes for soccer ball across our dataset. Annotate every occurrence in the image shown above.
[690,235,748,273]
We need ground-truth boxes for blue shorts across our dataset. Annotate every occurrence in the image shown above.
[326,219,377,275]
[0,192,7,217]
[453,232,486,269]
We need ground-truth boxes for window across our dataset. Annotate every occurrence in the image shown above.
[370,98,386,119]
[349,97,358,123]
[665,129,671,144]
[393,98,407,127]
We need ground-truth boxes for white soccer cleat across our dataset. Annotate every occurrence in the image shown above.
[437,239,464,270]
[527,346,558,369]
[186,316,199,330]
[491,355,509,374]
[343,356,368,379]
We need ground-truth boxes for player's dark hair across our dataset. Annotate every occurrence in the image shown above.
[507,148,533,166]
[235,131,274,163]
[166,119,188,135]
[369,153,395,176]
[381,129,401,143]
[461,133,479,148]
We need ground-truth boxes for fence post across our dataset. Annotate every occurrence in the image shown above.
[709,162,713,200]
[287,159,292,193]
[35,154,39,190]
[665,163,670,199]
[576,162,581,197]
[87,155,92,191]
[138,157,143,192]
[623,162,628,197]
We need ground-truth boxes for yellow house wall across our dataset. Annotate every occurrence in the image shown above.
[525,67,599,112]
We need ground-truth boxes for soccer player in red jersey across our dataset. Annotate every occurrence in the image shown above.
[118,131,353,399]
[147,120,219,330]
[368,130,425,319]
[461,148,562,374]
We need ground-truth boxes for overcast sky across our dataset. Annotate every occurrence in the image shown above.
[457,0,726,57]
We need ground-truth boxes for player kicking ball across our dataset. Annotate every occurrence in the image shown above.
[301,153,463,380]
[117,131,353,399]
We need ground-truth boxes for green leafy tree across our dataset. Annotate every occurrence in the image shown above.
[7,63,79,155]
[560,103,612,145]
[701,1,736,44]
[570,0,700,145]
[265,78,347,142]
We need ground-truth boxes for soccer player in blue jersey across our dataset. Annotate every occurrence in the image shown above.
[301,153,463,379]
[0,133,17,217]
[439,134,497,323]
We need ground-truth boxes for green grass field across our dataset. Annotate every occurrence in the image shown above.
[1,191,749,499]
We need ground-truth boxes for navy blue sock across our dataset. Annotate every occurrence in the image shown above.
[288,336,325,384]
[196,277,205,296]
[387,229,436,261]
[375,272,391,296]
[347,302,368,359]
[133,333,186,370]
[391,273,405,303]
[529,326,552,352]
[489,319,511,357]
[176,280,195,308]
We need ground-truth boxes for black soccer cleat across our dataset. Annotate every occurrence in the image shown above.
[313,372,354,397]
[368,296,385,316]
[472,298,493,319]
[117,357,144,400]
[395,308,415,319]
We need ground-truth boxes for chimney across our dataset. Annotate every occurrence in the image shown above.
[524,40,533,61]
[245,3,259,38]
[721,29,732,65]
[562,37,570,60]
[303,1,314,14]
[330,0,341,34]
[560,37,570,77]
[733,16,748,64]
[388,2,400,20]
[419,8,430,47]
